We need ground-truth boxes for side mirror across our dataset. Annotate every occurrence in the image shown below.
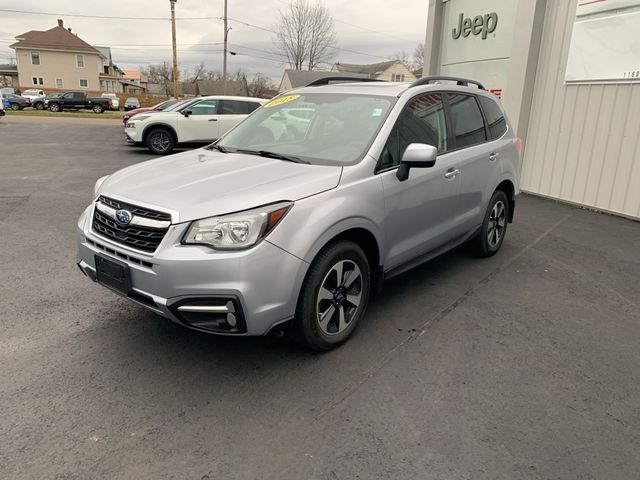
[396,143,438,181]
[182,109,192,117]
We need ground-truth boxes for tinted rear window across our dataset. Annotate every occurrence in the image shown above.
[448,94,486,149]
[478,96,507,140]
[222,100,260,114]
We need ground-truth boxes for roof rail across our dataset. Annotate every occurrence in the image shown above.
[409,75,486,90]
[306,76,386,87]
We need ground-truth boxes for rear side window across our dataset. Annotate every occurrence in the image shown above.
[448,94,486,149]
[380,93,447,170]
[222,100,258,114]
[478,96,507,140]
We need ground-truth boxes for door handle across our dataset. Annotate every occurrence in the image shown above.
[208,118,218,122]
[489,152,499,161]
[444,168,460,179]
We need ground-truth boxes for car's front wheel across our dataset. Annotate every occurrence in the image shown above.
[93,104,104,114]
[146,128,175,155]
[473,190,509,257]
[34,102,44,110]
[293,241,371,351]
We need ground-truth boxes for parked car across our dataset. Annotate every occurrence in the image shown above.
[122,99,179,125]
[123,97,140,111]
[46,91,112,113]
[22,89,46,110]
[2,93,30,110]
[124,95,266,154]
[77,76,520,350]
[44,92,62,109]
[0,87,15,96]
[101,93,120,110]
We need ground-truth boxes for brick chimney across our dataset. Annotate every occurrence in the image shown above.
[57,19,63,27]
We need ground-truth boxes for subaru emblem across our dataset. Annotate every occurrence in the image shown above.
[115,209,132,225]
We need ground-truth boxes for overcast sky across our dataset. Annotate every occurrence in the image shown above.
[0,0,427,81]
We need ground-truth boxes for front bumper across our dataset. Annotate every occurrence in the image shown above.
[124,125,142,142]
[76,204,308,336]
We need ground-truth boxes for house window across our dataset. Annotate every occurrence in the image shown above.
[32,77,44,85]
[392,74,405,82]
[79,79,88,88]
[31,51,40,65]
[76,54,85,68]
[56,78,63,89]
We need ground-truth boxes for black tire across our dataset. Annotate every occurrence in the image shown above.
[10,102,20,111]
[34,101,44,110]
[292,240,371,351]
[49,103,61,112]
[93,104,104,114]
[473,190,509,258]
[146,128,175,155]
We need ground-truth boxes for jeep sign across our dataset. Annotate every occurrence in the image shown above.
[452,12,498,40]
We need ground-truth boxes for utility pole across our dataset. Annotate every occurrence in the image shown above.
[170,0,179,98]
[223,0,228,94]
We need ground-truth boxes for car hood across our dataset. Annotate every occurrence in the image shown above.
[100,149,343,222]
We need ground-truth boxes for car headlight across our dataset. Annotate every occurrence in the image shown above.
[183,202,293,250]
[94,175,110,196]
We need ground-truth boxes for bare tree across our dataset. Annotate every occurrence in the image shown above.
[141,62,177,96]
[274,0,337,70]
[412,43,424,72]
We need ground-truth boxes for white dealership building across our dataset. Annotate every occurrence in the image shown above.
[424,0,640,220]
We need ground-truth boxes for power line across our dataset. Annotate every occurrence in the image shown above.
[0,8,221,21]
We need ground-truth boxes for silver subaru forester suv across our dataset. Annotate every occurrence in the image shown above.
[77,76,520,350]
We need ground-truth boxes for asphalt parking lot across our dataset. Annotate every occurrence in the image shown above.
[1,117,639,480]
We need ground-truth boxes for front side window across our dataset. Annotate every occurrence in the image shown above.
[31,51,40,65]
[79,79,88,88]
[379,93,447,170]
[478,96,507,140]
[189,99,218,115]
[448,94,486,149]
[217,93,394,165]
[76,54,85,68]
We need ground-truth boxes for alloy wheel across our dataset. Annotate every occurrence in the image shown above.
[150,132,170,152]
[315,260,362,336]
[487,200,506,248]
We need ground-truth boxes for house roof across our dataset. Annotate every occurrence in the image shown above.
[278,69,367,92]
[122,69,142,81]
[94,46,113,64]
[10,19,102,56]
[332,60,401,76]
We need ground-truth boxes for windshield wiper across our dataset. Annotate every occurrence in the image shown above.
[236,149,310,164]
[206,144,228,153]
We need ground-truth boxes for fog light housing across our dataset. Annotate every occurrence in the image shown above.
[169,297,247,333]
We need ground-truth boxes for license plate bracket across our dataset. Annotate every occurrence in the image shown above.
[95,254,131,296]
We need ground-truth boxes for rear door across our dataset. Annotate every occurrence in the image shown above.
[217,100,261,136]
[444,93,497,231]
[177,99,220,142]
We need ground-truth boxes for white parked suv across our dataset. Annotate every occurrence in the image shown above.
[125,95,267,154]
[22,89,46,110]
[101,93,120,110]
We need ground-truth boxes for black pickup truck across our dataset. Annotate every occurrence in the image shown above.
[46,91,112,114]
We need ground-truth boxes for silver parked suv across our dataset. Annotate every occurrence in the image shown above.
[77,76,520,350]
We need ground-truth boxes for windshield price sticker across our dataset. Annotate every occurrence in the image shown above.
[264,94,301,108]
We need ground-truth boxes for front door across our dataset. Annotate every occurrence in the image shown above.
[378,92,465,271]
[178,99,220,143]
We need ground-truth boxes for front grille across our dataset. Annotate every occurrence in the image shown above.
[98,195,171,221]
[92,196,170,253]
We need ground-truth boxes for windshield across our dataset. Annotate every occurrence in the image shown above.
[216,93,395,165]
[163,98,196,112]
